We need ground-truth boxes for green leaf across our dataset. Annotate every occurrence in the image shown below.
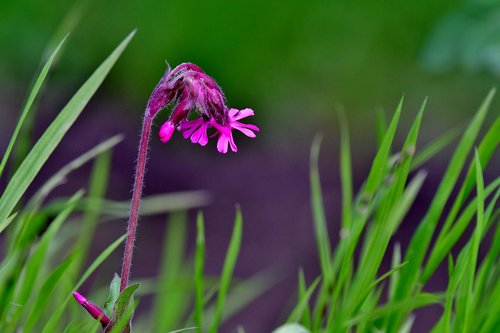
[28,135,122,210]
[375,108,387,148]
[0,36,67,179]
[421,177,500,283]
[0,213,17,234]
[338,109,353,230]
[104,274,121,318]
[459,151,485,332]
[74,144,115,275]
[287,276,321,323]
[309,134,332,279]
[411,125,461,170]
[208,208,243,333]
[108,283,140,333]
[297,270,312,327]
[0,29,135,223]
[151,213,188,331]
[363,97,402,198]
[344,171,426,322]
[346,293,442,326]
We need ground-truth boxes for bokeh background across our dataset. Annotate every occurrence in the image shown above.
[1,0,500,332]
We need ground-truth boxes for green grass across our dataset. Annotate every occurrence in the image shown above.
[274,91,499,333]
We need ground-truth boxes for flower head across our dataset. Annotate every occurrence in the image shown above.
[146,62,258,153]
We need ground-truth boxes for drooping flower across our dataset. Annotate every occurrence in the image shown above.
[145,62,258,153]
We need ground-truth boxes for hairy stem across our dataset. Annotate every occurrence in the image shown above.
[120,113,153,291]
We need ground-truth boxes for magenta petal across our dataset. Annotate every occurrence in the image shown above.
[180,118,204,139]
[228,108,239,118]
[181,118,210,146]
[232,108,255,120]
[197,122,209,146]
[217,135,229,153]
[159,121,175,143]
[190,126,204,144]
[232,122,258,138]
[229,133,238,152]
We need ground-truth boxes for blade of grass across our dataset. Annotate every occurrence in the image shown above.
[324,99,412,330]
[151,213,188,332]
[389,243,402,300]
[24,251,79,333]
[74,147,114,274]
[411,125,461,170]
[422,115,500,282]
[40,191,210,220]
[478,268,500,333]
[338,109,353,230]
[0,213,17,234]
[287,276,321,323]
[194,212,205,333]
[363,97,403,198]
[440,115,500,238]
[375,107,387,148]
[310,134,332,279]
[11,0,89,173]
[208,208,243,333]
[422,177,500,283]
[346,293,442,327]
[473,192,500,310]
[342,172,426,327]
[0,30,135,222]
[457,151,485,333]
[0,36,67,179]
[40,233,126,333]
[297,270,312,327]
[9,136,122,253]
[28,135,122,210]
[3,191,83,332]
[387,89,495,332]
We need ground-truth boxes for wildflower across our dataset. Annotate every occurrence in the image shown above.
[147,62,259,153]
[211,108,259,153]
[77,61,258,331]
[73,291,110,328]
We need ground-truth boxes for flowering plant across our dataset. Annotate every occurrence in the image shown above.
[73,62,258,331]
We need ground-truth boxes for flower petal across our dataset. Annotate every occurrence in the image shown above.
[232,108,255,120]
[232,121,259,138]
[197,122,209,146]
[180,118,204,139]
[217,135,229,153]
[159,121,176,143]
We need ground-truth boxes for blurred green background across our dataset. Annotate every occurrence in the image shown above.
[2,0,500,144]
[2,0,500,331]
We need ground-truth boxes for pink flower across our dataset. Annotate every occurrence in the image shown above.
[147,62,258,152]
[211,108,259,154]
